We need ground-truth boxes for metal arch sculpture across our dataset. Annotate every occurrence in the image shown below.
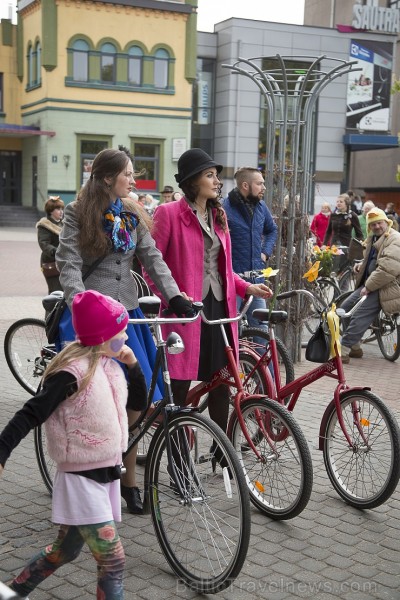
[222,55,360,359]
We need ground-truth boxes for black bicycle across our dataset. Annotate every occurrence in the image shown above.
[4,317,54,395]
[11,298,251,594]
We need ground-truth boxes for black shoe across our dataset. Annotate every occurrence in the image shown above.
[121,484,143,514]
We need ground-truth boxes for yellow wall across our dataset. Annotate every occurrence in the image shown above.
[20,0,192,116]
[0,22,21,124]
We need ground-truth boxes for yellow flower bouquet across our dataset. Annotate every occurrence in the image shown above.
[303,245,343,281]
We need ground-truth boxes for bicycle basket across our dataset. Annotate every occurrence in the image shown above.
[348,238,364,261]
[305,320,331,363]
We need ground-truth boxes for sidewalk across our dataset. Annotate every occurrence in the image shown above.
[0,228,399,599]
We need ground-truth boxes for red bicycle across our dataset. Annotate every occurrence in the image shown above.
[138,296,314,521]
[239,289,400,509]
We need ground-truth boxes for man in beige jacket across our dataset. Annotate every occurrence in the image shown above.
[340,208,400,363]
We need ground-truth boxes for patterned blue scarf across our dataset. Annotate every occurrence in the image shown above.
[103,198,138,253]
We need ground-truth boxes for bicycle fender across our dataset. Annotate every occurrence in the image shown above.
[317,386,371,451]
[238,345,277,400]
[226,393,272,439]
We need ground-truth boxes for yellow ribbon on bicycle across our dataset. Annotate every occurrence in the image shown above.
[326,303,341,358]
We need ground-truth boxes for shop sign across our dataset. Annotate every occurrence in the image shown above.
[352,2,400,34]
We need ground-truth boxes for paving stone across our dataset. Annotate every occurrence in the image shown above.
[1,236,400,600]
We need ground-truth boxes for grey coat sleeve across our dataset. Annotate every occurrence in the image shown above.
[135,220,180,302]
[55,203,86,307]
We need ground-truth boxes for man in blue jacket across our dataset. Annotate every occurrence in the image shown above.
[224,167,278,332]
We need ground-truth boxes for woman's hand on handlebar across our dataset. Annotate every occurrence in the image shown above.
[246,283,273,299]
[169,294,196,317]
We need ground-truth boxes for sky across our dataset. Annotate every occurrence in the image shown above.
[0,1,305,28]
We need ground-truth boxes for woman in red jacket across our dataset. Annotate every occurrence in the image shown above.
[144,148,271,434]
[310,202,331,247]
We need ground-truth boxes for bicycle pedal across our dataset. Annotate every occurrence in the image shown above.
[198,452,213,464]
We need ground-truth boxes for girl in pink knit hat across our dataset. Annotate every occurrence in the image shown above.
[0,290,146,599]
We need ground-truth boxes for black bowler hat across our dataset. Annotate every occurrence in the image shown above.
[160,185,174,194]
[175,148,223,187]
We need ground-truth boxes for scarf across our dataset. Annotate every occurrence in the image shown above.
[103,198,138,253]
[229,187,258,218]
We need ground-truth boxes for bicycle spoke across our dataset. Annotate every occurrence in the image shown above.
[146,413,250,593]
[323,390,400,508]
[230,397,313,520]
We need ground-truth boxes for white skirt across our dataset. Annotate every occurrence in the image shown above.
[52,471,122,525]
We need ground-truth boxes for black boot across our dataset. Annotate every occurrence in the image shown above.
[121,484,143,514]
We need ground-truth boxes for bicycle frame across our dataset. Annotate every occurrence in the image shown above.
[185,298,285,462]
[246,292,372,451]
[124,309,203,502]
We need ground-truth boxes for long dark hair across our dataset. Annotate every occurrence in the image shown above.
[75,148,154,256]
[181,174,227,231]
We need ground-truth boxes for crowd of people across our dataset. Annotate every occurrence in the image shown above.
[1,145,400,598]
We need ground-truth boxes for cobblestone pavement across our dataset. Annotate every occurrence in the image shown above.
[0,228,399,599]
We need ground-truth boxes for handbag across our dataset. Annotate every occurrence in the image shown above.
[348,238,364,262]
[305,322,331,363]
[41,261,60,278]
[45,256,106,344]
[45,296,67,344]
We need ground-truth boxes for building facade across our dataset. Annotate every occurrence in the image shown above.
[304,0,400,209]
[2,1,399,214]
[0,0,196,209]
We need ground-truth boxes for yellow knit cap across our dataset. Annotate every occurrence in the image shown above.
[366,208,392,231]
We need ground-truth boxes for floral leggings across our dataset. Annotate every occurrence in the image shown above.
[10,521,125,599]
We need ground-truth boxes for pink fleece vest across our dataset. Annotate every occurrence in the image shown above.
[45,356,128,472]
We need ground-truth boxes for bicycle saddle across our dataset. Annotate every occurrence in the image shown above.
[138,295,161,315]
[251,309,288,324]
[42,290,64,311]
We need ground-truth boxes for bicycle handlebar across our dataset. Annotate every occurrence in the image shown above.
[276,288,367,319]
[236,269,265,279]
[335,294,367,318]
[129,302,203,326]
[200,295,254,326]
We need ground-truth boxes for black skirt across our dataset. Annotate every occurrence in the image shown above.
[197,289,232,381]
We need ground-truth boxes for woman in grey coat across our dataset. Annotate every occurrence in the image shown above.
[36,196,64,293]
[56,148,192,515]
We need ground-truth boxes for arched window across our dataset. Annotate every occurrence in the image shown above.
[27,43,33,87]
[72,39,89,82]
[128,46,143,86]
[35,41,41,85]
[154,48,169,89]
[100,42,116,83]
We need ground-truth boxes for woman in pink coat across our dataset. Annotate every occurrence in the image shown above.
[310,202,331,247]
[143,148,271,434]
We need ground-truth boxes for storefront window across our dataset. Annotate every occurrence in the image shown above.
[192,58,215,156]
[80,140,108,187]
[132,142,160,192]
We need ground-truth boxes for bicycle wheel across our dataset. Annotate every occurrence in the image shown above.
[136,424,158,465]
[323,389,400,509]
[376,311,400,362]
[34,425,56,495]
[145,412,251,593]
[337,266,356,292]
[239,327,295,390]
[230,397,313,520]
[303,278,340,334]
[4,318,48,394]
